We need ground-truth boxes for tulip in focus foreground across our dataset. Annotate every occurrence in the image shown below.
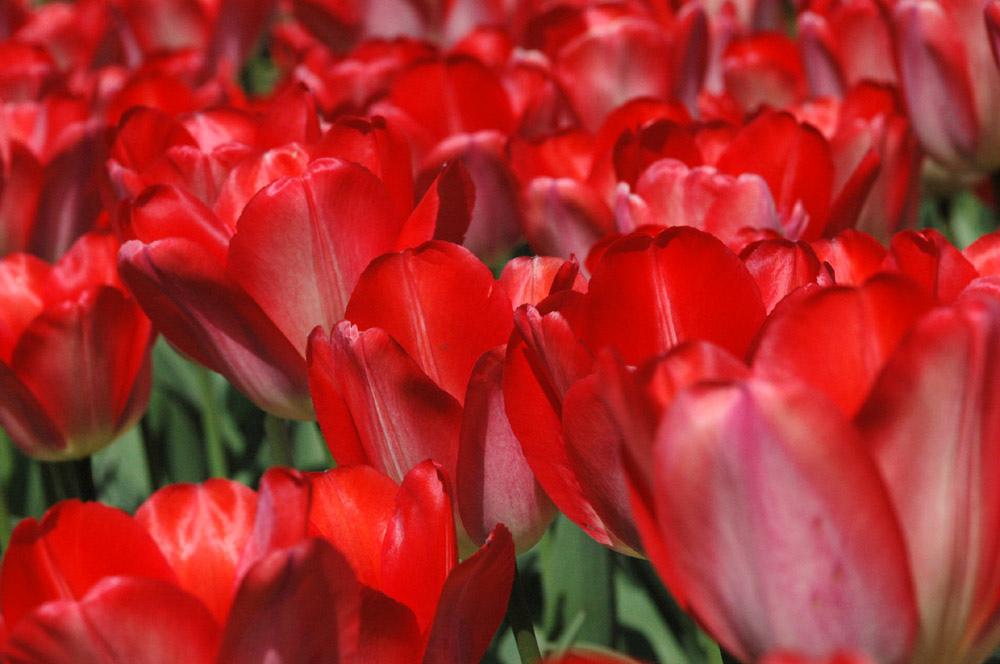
[0,460,515,663]
[604,280,1000,664]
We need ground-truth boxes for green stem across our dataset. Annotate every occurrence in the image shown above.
[507,562,542,664]
[197,368,228,478]
[74,456,96,502]
[264,414,294,468]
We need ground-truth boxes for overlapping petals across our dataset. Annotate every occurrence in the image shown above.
[1,461,515,664]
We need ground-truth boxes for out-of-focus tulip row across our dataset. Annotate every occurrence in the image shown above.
[2,0,1000,662]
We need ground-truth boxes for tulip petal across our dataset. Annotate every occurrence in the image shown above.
[421,525,515,664]
[345,241,512,403]
[311,322,463,483]
[0,501,176,628]
[4,577,220,664]
[11,288,153,457]
[218,539,361,664]
[858,292,1000,663]
[652,378,916,663]
[118,239,312,420]
[457,346,556,552]
[752,274,933,416]
[583,228,766,363]
[135,479,258,624]
[382,461,457,632]
[305,466,399,589]
[227,158,405,356]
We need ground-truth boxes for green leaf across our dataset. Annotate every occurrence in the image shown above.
[540,515,616,649]
[92,427,153,513]
[615,565,692,664]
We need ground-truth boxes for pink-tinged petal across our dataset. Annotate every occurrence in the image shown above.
[311,322,462,483]
[598,343,749,591]
[798,12,846,97]
[457,347,557,552]
[228,157,404,356]
[636,159,782,248]
[884,229,979,303]
[218,539,360,664]
[0,501,176,628]
[561,372,642,555]
[894,0,978,168]
[381,461,457,631]
[583,228,766,364]
[118,239,313,420]
[358,588,422,664]
[752,274,933,416]
[234,468,312,584]
[135,479,258,624]
[4,577,220,664]
[10,287,153,459]
[421,525,514,664]
[858,293,1000,663]
[305,466,398,589]
[122,185,232,265]
[498,257,586,309]
[178,108,258,152]
[964,230,1000,276]
[716,112,834,240]
[740,239,826,313]
[521,177,615,262]
[211,144,311,232]
[345,241,513,403]
[810,229,888,286]
[398,161,474,250]
[653,378,916,663]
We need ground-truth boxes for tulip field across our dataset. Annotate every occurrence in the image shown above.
[3,0,1000,662]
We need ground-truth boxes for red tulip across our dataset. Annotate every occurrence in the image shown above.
[309,242,563,552]
[0,232,154,460]
[1,462,515,663]
[894,0,1000,172]
[605,278,1000,663]
[503,227,766,555]
[117,136,466,418]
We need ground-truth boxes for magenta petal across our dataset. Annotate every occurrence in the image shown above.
[457,346,556,552]
[118,239,313,420]
[858,292,1000,663]
[652,378,916,663]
